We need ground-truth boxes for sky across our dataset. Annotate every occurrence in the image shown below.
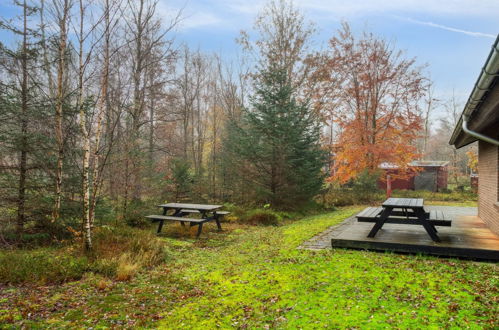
[163,0,498,119]
[1,0,498,120]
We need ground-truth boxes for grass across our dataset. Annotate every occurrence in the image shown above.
[391,189,477,204]
[0,226,165,284]
[0,206,497,328]
[322,188,478,208]
[424,200,478,207]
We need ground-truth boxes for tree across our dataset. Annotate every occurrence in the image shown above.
[421,82,438,159]
[466,149,478,174]
[0,0,41,235]
[168,158,193,202]
[52,0,72,222]
[429,92,474,183]
[314,23,427,183]
[226,67,324,207]
[238,0,315,95]
[121,0,178,212]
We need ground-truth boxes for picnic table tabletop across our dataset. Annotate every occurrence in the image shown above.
[382,197,424,208]
[158,203,222,211]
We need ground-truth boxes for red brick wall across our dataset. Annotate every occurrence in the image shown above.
[478,140,499,235]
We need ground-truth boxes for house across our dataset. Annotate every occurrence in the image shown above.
[449,35,499,236]
[377,161,449,192]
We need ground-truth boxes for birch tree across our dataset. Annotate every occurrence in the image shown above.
[52,0,72,222]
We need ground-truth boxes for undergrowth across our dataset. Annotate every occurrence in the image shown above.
[0,226,166,284]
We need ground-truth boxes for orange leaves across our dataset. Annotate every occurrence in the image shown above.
[466,149,478,173]
[310,22,427,184]
[332,116,421,183]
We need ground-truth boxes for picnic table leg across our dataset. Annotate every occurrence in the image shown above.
[367,207,392,238]
[415,208,440,242]
[215,217,222,231]
[169,208,186,227]
[196,223,203,238]
[157,220,164,234]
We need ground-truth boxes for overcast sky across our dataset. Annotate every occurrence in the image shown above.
[1,0,498,119]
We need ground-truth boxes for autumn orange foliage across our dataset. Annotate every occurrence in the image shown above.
[466,149,478,173]
[311,22,427,184]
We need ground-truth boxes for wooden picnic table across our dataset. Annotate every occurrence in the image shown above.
[146,203,228,237]
[366,198,441,242]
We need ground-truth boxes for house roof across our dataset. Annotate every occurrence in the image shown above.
[449,35,499,148]
[409,161,449,167]
[379,161,449,169]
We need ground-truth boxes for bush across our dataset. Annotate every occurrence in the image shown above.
[321,187,382,207]
[124,200,152,227]
[221,203,247,222]
[241,209,281,226]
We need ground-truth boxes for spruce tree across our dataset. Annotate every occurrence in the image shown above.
[226,66,325,208]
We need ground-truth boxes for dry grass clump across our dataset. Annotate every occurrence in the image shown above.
[0,226,167,285]
[92,226,166,281]
[240,209,281,226]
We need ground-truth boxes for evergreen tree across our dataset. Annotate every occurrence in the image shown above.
[226,66,325,208]
[0,0,43,234]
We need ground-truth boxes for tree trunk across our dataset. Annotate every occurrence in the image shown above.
[52,0,70,223]
[17,0,29,235]
[89,0,111,227]
[77,0,92,250]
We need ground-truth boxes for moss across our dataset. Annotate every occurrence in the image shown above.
[1,207,496,328]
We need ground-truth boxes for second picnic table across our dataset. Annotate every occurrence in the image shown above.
[146,203,229,237]
[361,197,445,242]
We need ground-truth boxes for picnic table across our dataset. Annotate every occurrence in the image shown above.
[356,198,451,242]
[146,203,229,238]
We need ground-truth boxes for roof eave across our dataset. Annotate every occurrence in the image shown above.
[449,34,499,148]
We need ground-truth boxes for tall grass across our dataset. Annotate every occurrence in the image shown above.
[0,226,166,285]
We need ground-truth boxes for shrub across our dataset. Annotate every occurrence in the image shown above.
[241,209,281,226]
[351,170,382,201]
[221,203,247,222]
[124,200,152,227]
[321,188,381,207]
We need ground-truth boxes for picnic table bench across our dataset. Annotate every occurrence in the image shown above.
[146,203,230,238]
[356,198,451,242]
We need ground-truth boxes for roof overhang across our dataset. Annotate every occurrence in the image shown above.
[450,35,499,149]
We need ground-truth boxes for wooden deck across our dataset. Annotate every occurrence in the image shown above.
[328,207,499,261]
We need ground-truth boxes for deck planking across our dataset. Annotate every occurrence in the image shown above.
[302,206,499,260]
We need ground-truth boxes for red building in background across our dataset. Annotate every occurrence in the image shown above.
[378,161,449,192]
